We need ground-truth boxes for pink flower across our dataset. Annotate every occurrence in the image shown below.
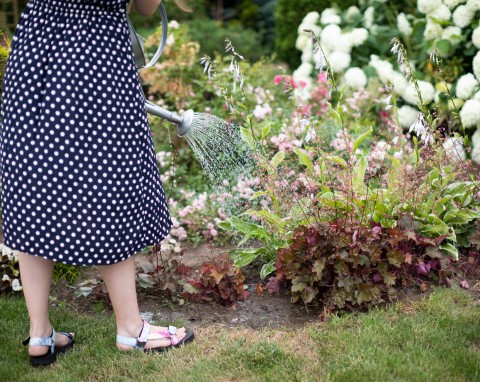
[274,75,283,84]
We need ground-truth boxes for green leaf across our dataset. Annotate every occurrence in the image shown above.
[444,208,480,225]
[247,209,287,230]
[293,147,313,170]
[251,191,267,200]
[261,124,271,140]
[270,150,285,169]
[240,126,255,150]
[353,126,373,152]
[439,242,459,261]
[435,38,452,57]
[326,155,348,168]
[260,260,275,280]
[352,154,368,192]
[231,248,266,268]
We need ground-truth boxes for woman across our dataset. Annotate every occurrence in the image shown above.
[0,0,195,366]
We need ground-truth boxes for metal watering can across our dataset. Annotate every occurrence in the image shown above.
[127,1,194,137]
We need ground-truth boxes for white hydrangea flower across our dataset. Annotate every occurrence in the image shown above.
[474,51,480,81]
[301,45,313,63]
[344,67,368,90]
[466,0,480,11]
[418,0,442,14]
[298,23,321,38]
[347,28,369,47]
[443,137,466,161]
[369,55,394,83]
[443,0,466,10]
[320,24,342,51]
[302,11,320,26]
[424,20,443,40]
[456,73,479,99]
[345,6,361,22]
[398,105,420,129]
[293,62,313,81]
[401,81,436,105]
[321,8,341,25]
[327,34,353,53]
[296,34,310,51]
[397,13,413,37]
[430,5,452,20]
[442,26,463,45]
[328,51,351,73]
[364,6,375,29]
[460,99,480,127]
[2,274,10,282]
[452,5,474,28]
[472,26,480,49]
[472,128,480,163]
[390,71,409,95]
[474,91,480,101]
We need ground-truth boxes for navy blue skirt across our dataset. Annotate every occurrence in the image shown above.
[0,0,172,266]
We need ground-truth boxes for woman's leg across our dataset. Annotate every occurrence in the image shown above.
[96,255,187,350]
[18,252,71,356]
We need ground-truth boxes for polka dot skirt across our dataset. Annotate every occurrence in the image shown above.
[0,0,173,266]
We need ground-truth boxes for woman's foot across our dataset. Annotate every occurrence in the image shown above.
[28,325,74,357]
[116,323,188,351]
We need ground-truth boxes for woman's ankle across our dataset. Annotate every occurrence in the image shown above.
[116,317,144,338]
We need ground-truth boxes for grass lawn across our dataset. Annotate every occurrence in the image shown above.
[0,287,479,382]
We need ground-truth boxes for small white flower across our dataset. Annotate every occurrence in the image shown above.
[397,13,413,37]
[418,0,443,14]
[452,5,474,28]
[364,6,375,28]
[344,67,368,90]
[347,28,369,47]
[443,0,466,10]
[466,0,480,12]
[2,274,10,282]
[424,19,443,41]
[443,137,466,161]
[460,99,480,127]
[328,51,351,73]
[169,20,180,29]
[472,26,480,49]
[429,5,451,20]
[11,279,22,292]
[456,73,479,99]
[471,128,480,163]
[442,26,463,45]
[474,51,480,81]
[345,6,361,22]
[398,106,418,129]
[302,11,320,26]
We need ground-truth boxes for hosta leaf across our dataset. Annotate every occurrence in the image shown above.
[260,260,275,280]
[443,208,480,225]
[439,242,459,261]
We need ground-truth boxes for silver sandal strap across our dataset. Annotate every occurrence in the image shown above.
[28,328,56,354]
[116,320,151,349]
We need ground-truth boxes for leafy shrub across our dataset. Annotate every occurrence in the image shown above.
[184,18,264,62]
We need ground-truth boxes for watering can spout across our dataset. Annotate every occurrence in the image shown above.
[145,100,194,137]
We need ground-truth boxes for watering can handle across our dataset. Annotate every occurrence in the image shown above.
[143,3,169,69]
[128,1,169,70]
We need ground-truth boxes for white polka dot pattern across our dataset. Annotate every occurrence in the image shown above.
[0,0,173,266]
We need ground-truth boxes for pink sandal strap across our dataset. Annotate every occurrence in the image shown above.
[148,325,180,346]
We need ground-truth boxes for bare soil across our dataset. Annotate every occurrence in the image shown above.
[3,224,479,330]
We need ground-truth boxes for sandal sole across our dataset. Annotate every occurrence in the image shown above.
[144,330,195,353]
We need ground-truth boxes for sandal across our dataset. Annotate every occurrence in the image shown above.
[116,319,195,353]
[22,328,75,366]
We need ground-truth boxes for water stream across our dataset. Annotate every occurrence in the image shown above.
[182,113,256,190]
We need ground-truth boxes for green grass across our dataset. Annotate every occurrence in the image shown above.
[0,287,479,382]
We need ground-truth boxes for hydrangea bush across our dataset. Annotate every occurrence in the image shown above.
[293,0,480,159]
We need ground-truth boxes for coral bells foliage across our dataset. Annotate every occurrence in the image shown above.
[268,223,456,310]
